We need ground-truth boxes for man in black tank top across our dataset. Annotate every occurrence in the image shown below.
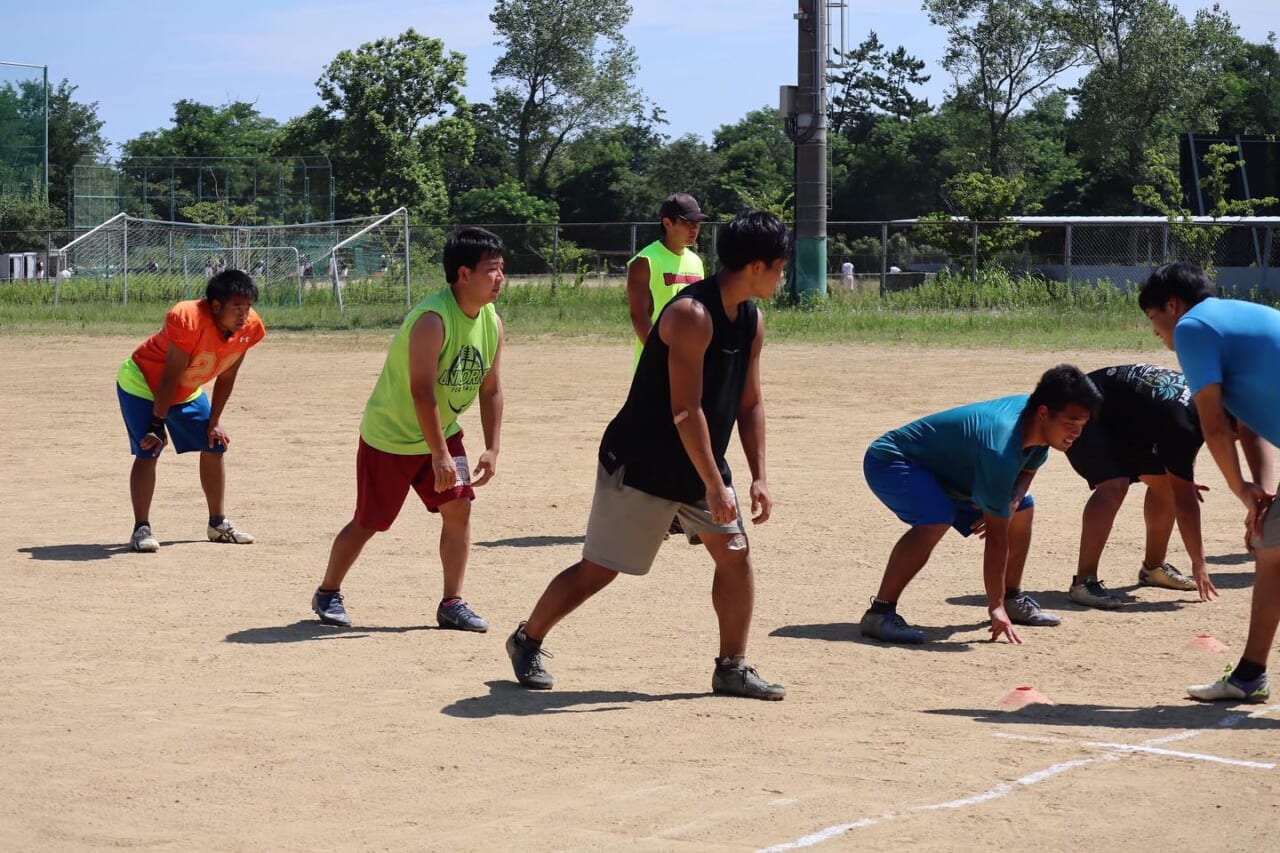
[505,211,790,700]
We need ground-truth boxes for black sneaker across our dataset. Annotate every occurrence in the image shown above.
[506,622,554,689]
[712,657,786,700]
[436,598,489,632]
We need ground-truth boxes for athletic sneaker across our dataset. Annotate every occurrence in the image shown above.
[712,657,786,700]
[1069,578,1123,610]
[1187,665,1270,704]
[1005,593,1062,626]
[436,598,489,632]
[859,608,926,644]
[1139,562,1196,591]
[311,589,351,627]
[130,524,159,553]
[506,622,554,689]
[208,519,255,544]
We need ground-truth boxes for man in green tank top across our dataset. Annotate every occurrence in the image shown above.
[310,228,506,633]
[627,192,708,369]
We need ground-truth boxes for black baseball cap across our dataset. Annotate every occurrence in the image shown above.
[659,193,709,222]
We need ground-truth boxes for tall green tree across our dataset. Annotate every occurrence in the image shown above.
[277,29,473,221]
[827,32,931,141]
[1209,35,1280,135]
[711,108,794,215]
[924,0,1084,174]
[489,0,639,193]
[1062,0,1238,211]
[47,80,107,218]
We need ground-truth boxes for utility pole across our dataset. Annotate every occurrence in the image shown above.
[782,0,828,298]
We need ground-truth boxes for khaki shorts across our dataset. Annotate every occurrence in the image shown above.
[583,462,746,576]
[1252,500,1280,551]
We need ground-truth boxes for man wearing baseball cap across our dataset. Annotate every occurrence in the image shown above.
[627,193,710,371]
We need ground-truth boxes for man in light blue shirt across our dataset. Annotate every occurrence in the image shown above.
[1140,262,1280,703]
[861,366,1101,645]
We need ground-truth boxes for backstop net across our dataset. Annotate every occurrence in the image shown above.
[53,212,411,308]
[0,61,48,200]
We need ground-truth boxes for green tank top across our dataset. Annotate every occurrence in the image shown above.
[359,286,499,455]
[629,239,704,367]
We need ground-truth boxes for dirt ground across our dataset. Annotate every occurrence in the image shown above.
[3,333,1277,852]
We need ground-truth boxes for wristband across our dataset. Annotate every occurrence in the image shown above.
[147,416,167,441]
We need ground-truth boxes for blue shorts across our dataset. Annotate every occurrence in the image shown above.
[863,450,1032,537]
[118,385,226,457]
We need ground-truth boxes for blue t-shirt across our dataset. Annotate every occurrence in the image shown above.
[1174,297,1280,448]
[868,395,1050,518]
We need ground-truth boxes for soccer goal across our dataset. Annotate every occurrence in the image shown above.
[183,246,300,305]
[54,211,412,310]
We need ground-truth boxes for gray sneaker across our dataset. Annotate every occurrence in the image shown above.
[1069,578,1123,610]
[130,524,159,553]
[1139,562,1196,591]
[859,608,926,644]
[712,657,786,700]
[506,623,554,689]
[1005,593,1062,626]
[437,598,489,632]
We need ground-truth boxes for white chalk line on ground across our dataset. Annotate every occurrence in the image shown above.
[756,706,1277,853]
[993,730,1276,770]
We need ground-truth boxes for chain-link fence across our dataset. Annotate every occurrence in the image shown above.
[5,217,1278,305]
[0,61,47,200]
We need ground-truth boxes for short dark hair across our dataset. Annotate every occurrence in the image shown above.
[716,209,790,272]
[1026,364,1102,418]
[1137,262,1215,311]
[444,227,505,284]
[206,269,258,304]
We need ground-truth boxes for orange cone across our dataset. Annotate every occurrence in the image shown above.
[1185,634,1228,653]
[998,686,1054,709]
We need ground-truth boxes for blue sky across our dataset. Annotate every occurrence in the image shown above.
[7,1,1276,154]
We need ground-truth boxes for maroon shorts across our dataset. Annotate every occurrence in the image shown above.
[354,432,474,531]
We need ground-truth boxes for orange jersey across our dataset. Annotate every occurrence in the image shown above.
[128,300,266,403]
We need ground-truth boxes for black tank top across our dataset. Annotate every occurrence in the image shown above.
[599,275,758,503]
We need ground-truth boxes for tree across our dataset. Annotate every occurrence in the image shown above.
[828,32,931,141]
[1134,143,1277,267]
[453,181,558,224]
[924,0,1084,174]
[915,171,1036,271]
[1209,35,1280,135]
[711,108,794,215]
[0,179,64,252]
[277,29,472,221]
[489,0,639,193]
[47,80,107,217]
[1063,0,1238,211]
[444,102,516,198]
[643,134,723,218]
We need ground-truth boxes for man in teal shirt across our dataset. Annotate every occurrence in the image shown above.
[860,366,1101,645]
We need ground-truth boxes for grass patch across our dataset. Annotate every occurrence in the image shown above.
[2,269,1270,349]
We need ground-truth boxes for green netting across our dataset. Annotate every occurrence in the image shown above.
[0,61,48,200]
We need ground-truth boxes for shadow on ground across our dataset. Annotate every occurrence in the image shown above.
[927,703,1280,730]
[441,680,707,718]
[225,621,434,644]
[945,590,1197,614]
[770,621,981,650]
[17,541,204,561]
[1207,552,1254,566]
[474,535,585,548]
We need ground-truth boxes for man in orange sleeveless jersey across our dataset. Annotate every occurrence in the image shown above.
[116,270,266,552]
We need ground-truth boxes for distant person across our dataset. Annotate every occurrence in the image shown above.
[310,228,506,633]
[841,260,854,291]
[1140,262,1280,704]
[204,260,214,280]
[328,253,338,280]
[1064,364,1225,610]
[505,211,790,700]
[35,258,44,279]
[859,366,1101,645]
[116,270,266,552]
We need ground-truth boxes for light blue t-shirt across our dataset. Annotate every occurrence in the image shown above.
[868,395,1050,518]
[1174,297,1280,448]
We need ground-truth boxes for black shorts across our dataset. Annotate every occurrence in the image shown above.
[1065,422,1163,489]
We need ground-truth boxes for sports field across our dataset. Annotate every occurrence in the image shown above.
[3,334,1277,851]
